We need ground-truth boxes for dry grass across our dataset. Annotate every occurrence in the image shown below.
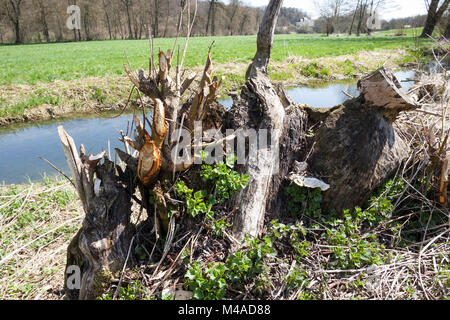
[0,178,82,300]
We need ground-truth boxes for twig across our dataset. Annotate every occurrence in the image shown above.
[113,236,135,300]
[37,157,76,188]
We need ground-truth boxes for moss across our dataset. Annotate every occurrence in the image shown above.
[93,268,116,298]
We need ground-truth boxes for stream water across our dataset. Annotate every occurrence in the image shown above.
[0,70,416,184]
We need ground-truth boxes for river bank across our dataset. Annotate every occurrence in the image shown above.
[0,48,414,127]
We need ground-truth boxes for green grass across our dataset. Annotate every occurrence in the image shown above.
[0,34,430,86]
[373,27,425,37]
[0,93,60,117]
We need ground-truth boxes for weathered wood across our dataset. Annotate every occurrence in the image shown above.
[60,127,136,300]
[357,66,418,121]
[246,0,284,78]
[230,0,286,242]
[306,68,416,214]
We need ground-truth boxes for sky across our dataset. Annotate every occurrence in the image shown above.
[233,0,428,21]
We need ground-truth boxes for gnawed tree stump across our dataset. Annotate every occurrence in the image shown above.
[59,0,427,300]
[305,67,419,213]
[59,127,137,300]
[357,66,418,121]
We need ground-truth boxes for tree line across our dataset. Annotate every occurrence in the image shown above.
[0,0,308,44]
[312,0,449,38]
[0,0,448,44]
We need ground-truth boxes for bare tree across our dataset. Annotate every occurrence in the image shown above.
[153,0,160,38]
[356,0,369,36]
[349,0,361,35]
[102,0,112,40]
[163,0,170,37]
[33,0,50,42]
[206,0,219,35]
[227,0,240,35]
[421,0,450,38]
[3,0,24,44]
[315,0,347,35]
[80,1,94,41]
[239,11,250,35]
[120,0,134,39]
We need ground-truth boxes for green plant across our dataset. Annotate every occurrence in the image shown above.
[200,155,248,204]
[185,262,228,300]
[176,181,212,218]
[227,236,277,285]
[176,155,248,234]
[211,218,230,237]
[91,87,106,103]
[325,212,387,270]
[98,281,151,300]
[301,62,321,77]
[285,184,323,218]
[185,235,277,299]
[337,59,356,76]
[286,267,309,290]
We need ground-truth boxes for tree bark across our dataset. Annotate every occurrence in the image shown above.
[420,0,450,38]
[229,0,285,241]
[5,0,23,44]
[228,1,240,36]
[163,0,170,38]
[59,127,137,300]
[153,0,160,38]
[206,0,214,35]
[102,0,112,40]
[349,0,360,35]
[122,0,133,39]
[356,1,367,36]
[36,0,50,42]
[306,67,418,213]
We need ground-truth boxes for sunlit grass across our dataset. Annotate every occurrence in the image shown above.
[0,33,430,85]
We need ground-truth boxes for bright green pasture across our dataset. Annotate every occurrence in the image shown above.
[0,33,429,85]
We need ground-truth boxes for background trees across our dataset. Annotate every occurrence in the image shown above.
[0,0,448,44]
[420,0,450,38]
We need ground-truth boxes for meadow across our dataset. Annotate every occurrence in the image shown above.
[0,33,430,85]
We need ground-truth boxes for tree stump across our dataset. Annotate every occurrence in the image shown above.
[59,127,137,300]
[306,67,419,213]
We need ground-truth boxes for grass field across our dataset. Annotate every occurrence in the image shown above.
[0,33,430,85]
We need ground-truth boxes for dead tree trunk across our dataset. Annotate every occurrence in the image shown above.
[59,127,137,300]
[306,67,418,213]
[228,0,285,241]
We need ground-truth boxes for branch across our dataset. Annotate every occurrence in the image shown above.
[246,0,284,78]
